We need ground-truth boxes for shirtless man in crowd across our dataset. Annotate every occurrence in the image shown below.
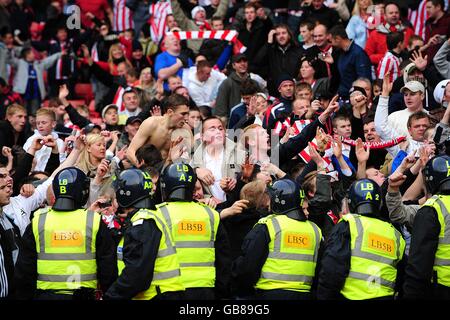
[127,93,193,165]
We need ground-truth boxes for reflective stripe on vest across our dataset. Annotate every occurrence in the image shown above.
[340,214,405,300]
[158,202,219,289]
[423,195,450,286]
[255,214,321,292]
[33,208,99,291]
[118,209,184,299]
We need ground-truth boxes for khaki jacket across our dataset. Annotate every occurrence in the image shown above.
[190,138,246,196]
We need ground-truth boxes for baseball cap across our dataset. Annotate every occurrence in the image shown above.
[231,53,248,63]
[434,79,450,105]
[403,62,420,83]
[125,116,142,126]
[83,123,102,134]
[400,80,425,94]
[191,6,206,19]
[101,104,118,119]
[349,85,367,97]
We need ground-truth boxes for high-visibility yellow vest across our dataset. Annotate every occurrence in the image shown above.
[117,208,184,300]
[255,214,322,292]
[156,201,220,289]
[340,214,405,300]
[32,207,100,291]
[422,195,450,287]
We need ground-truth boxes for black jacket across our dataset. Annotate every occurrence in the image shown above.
[300,5,340,30]
[14,214,117,300]
[105,205,232,300]
[403,203,450,299]
[278,118,324,170]
[222,207,266,262]
[317,216,407,300]
[89,62,128,111]
[236,17,273,73]
[307,174,340,242]
[0,213,22,299]
[104,214,168,300]
[0,120,31,165]
[232,211,323,299]
[254,41,305,96]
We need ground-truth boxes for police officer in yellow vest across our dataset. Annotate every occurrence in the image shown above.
[317,178,406,300]
[14,167,117,300]
[233,178,323,300]
[104,168,185,300]
[157,162,232,300]
[404,154,450,299]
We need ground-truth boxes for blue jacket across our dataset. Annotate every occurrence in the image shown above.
[228,102,246,129]
[336,41,372,99]
[346,15,369,49]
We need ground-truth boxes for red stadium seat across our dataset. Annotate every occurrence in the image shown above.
[74,83,94,103]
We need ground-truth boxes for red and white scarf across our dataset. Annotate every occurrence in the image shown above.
[167,30,247,54]
[112,87,126,112]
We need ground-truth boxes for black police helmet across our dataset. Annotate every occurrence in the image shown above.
[268,179,305,215]
[160,163,197,202]
[52,167,90,211]
[114,168,155,209]
[423,154,450,195]
[347,178,382,216]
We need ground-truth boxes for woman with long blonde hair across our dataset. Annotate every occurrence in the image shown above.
[95,43,133,76]
[76,133,117,205]
[77,134,108,175]
[345,0,374,49]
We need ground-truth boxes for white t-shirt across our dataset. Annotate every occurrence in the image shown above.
[204,149,226,202]
[22,130,66,172]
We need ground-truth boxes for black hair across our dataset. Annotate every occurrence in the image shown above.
[240,79,260,96]
[0,26,11,38]
[329,24,348,39]
[426,0,445,10]
[166,93,189,111]
[387,31,404,51]
[135,144,164,171]
[21,47,33,59]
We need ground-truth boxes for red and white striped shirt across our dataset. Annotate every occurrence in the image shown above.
[408,0,428,40]
[149,1,172,43]
[377,51,401,82]
[113,0,134,32]
[55,41,67,80]
[112,86,125,111]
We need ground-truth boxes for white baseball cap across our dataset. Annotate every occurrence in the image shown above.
[433,79,450,105]
[400,80,425,94]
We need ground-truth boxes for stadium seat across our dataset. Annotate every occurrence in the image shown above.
[74,83,94,103]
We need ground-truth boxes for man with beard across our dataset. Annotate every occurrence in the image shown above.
[254,24,304,96]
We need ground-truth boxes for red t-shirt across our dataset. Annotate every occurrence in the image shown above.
[76,0,110,28]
